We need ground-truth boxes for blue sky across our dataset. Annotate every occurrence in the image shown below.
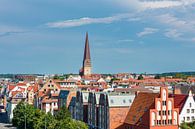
[1,0,195,74]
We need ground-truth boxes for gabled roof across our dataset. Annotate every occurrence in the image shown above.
[27,86,33,91]
[176,85,195,94]
[124,92,159,126]
[8,85,15,91]
[169,94,188,113]
[59,90,69,99]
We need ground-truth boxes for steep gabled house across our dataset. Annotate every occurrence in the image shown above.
[171,90,195,125]
[121,87,179,129]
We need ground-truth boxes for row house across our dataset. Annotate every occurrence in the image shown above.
[34,79,61,114]
[174,85,195,95]
[171,90,195,126]
[70,91,135,129]
[102,93,135,129]
[121,87,179,129]
[88,92,100,129]
[58,89,76,109]
[54,80,78,88]
[6,90,26,122]
[41,91,59,115]
[75,91,89,123]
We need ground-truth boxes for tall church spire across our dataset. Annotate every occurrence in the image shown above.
[83,32,91,62]
[80,32,92,76]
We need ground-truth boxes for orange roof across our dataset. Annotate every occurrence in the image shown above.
[8,85,15,91]
[124,92,159,126]
[33,84,39,92]
[27,86,33,91]
[66,91,76,108]
[170,94,188,113]
[38,91,46,97]
[17,82,27,86]
[51,93,59,97]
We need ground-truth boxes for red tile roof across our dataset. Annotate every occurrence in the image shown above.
[124,92,159,127]
[169,94,188,113]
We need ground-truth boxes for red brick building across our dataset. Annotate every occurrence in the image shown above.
[120,87,179,129]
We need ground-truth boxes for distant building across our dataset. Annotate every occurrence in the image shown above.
[80,32,92,76]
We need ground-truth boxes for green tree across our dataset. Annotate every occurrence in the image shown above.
[12,102,88,129]
[12,101,36,129]
[55,106,71,120]
[180,121,195,129]
[138,74,144,80]
[154,75,161,79]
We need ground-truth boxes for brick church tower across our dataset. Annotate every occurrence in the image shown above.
[79,32,92,76]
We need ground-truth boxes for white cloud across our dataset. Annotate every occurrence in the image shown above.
[137,28,159,37]
[156,13,195,35]
[0,25,25,37]
[46,14,131,28]
[156,14,187,28]
[116,0,195,10]
[165,29,183,38]
[140,1,182,10]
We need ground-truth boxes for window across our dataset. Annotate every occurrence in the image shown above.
[129,99,132,103]
[159,111,161,115]
[168,119,172,125]
[111,99,114,103]
[153,120,156,125]
[162,120,167,125]
[187,109,190,113]
[168,110,171,115]
[162,111,166,115]
[157,120,161,125]
[187,117,190,121]
[183,117,185,121]
[191,109,194,113]
[123,100,126,103]
[192,116,195,120]
[190,103,192,108]
[162,101,166,106]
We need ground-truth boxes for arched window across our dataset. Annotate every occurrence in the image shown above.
[168,101,172,110]
[162,89,166,100]
[151,112,156,126]
[157,101,161,110]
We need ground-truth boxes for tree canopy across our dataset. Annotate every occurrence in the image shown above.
[12,101,88,129]
[180,121,195,129]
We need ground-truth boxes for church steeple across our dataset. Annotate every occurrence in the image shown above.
[83,32,91,66]
[80,32,92,76]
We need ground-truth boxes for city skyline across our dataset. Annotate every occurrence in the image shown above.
[1,0,195,74]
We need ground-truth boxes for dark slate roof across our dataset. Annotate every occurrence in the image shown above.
[175,85,195,94]
[69,96,76,106]
[59,90,70,99]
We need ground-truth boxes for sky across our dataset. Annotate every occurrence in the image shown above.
[0,0,195,74]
